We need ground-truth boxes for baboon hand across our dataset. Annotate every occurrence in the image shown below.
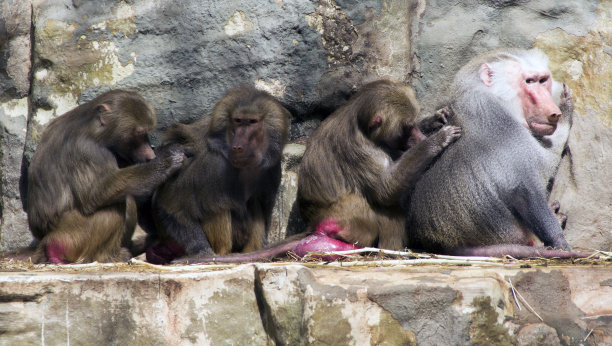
[419,106,453,134]
[549,200,568,230]
[552,235,570,251]
[156,144,188,173]
[433,125,461,149]
[434,106,453,125]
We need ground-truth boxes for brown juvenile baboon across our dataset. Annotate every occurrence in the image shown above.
[27,90,186,264]
[151,85,291,263]
[404,48,589,258]
[177,80,461,263]
[297,80,461,249]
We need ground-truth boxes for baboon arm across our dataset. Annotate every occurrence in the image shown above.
[157,206,214,255]
[80,159,173,215]
[243,201,266,253]
[178,219,215,255]
[418,111,447,134]
[259,165,282,232]
[368,130,451,206]
[510,185,570,250]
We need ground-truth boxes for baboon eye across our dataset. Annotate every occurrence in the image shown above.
[249,119,259,124]
[539,77,548,84]
[526,78,536,84]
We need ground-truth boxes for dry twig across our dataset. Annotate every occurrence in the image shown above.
[509,280,544,321]
[508,279,521,311]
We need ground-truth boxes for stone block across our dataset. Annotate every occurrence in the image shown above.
[0,264,609,344]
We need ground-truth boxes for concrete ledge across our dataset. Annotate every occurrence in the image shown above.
[0,262,610,345]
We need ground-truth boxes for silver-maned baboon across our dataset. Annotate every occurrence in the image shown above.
[404,48,588,258]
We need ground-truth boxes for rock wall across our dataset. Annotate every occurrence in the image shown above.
[0,0,32,250]
[0,263,610,345]
[0,0,610,251]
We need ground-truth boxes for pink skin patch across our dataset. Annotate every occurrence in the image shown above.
[484,62,561,137]
[46,242,69,264]
[513,68,561,137]
[146,240,187,264]
[294,219,359,260]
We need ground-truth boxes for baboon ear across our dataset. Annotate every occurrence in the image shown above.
[479,63,494,87]
[368,114,383,129]
[96,104,112,126]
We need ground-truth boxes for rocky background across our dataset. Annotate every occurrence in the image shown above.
[0,0,610,252]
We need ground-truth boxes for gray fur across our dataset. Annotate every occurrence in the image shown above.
[404,49,577,257]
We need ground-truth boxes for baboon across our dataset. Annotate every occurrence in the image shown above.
[176,80,461,263]
[297,80,460,249]
[404,48,589,258]
[151,85,291,263]
[27,90,186,263]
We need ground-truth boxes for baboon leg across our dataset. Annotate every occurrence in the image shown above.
[39,208,126,263]
[204,211,233,255]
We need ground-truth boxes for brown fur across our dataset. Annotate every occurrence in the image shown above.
[152,85,290,260]
[176,80,461,264]
[297,80,460,250]
[27,90,185,263]
[175,81,460,263]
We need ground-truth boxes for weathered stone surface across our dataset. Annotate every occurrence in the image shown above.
[309,0,417,110]
[0,0,34,251]
[517,323,561,346]
[0,0,32,99]
[534,1,612,253]
[0,263,609,344]
[27,0,418,138]
[512,268,612,345]
[29,0,326,145]
[0,264,268,345]
[269,143,306,243]
[0,97,32,251]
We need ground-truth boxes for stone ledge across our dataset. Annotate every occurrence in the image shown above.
[0,262,610,345]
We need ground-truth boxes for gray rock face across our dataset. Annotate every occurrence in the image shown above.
[30,0,326,143]
[517,323,562,346]
[0,0,32,99]
[0,0,610,253]
[0,0,33,250]
[0,100,31,251]
[269,143,306,243]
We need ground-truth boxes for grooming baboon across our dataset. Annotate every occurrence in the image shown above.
[151,85,291,263]
[27,90,186,263]
[298,80,460,249]
[404,48,589,258]
[176,80,460,263]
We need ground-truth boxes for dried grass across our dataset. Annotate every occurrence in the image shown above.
[0,248,608,273]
